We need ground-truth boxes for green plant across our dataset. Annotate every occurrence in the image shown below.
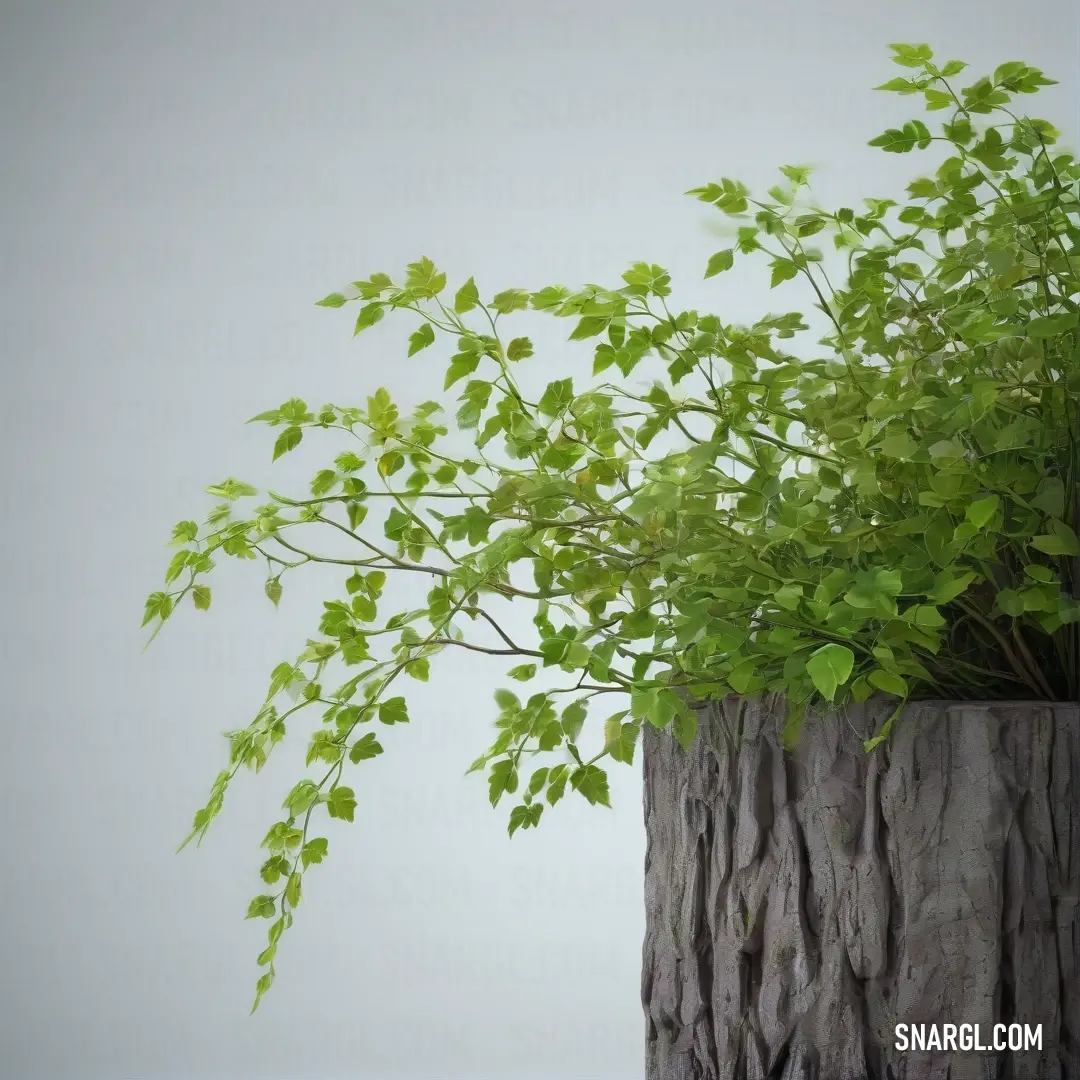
[146,44,1079,1011]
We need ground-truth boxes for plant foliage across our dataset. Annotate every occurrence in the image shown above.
[146,45,1080,1010]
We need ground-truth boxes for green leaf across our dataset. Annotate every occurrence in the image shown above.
[863,700,905,753]
[927,571,976,604]
[869,127,917,153]
[205,477,257,501]
[769,259,799,287]
[378,451,404,477]
[335,451,364,473]
[773,583,803,611]
[494,688,519,711]
[408,323,436,356]
[273,427,303,461]
[260,855,290,884]
[246,895,276,920]
[705,249,734,278]
[301,838,328,867]
[531,285,570,311]
[346,501,368,530]
[806,644,855,702]
[405,256,446,297]
[354,303,385,334]
[570,764,610,807]
[888,42,933,68]
[488,759,518,807]
[686,177,749,213]
[908,604,946,628]
[868,670,907,698]
[192,585,212,611]
[251,971,274,1013]
[316,292,347,308]
[545,765,568,806]
[454,277,480,313]
[165,550,189,584]
[311,469,338,497]
[506,337,534,362]
[672,707,697,751]
[605,716,639,765]
[141,591,173,627]
[923,88,953,111]
[538,379,573,417]
[349,732,383,762]
[326,786,357,822]
[1027,313,1078,338]
[843,568,903,615]
[1031,528,1080,557]
[283,779,320,815]
[378,697,409,725]
[647,689,679,730]
[966,495,999,529]
[523,768,549,797]
[170,520,198,545]
[561,700,587,742]
[622,262,671,297]
[996,589,1025,617]
[569,316,608,341]
[875,77,921,93]
[491,289,530,315]
[878,433,918,460]
[508,802,543,837]
[285,872,302,908]
[444,354,479,389]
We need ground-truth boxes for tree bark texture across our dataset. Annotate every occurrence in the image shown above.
[641,696,1080,1079]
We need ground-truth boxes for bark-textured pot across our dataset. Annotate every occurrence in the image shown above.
[641,695,1080,1080]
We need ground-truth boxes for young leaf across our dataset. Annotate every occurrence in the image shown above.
[273,427,303,461]
[326,786,357,822]
[570,765,610,807]
[705,250,734,278]
[506,337,534,362]
[301,838,328,867]
[354,303,384,334]
[408,323,436,356]
[806,644,855,702]
[454,277,480,313]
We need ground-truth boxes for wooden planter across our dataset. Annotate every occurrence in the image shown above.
[641,696,1080,1080]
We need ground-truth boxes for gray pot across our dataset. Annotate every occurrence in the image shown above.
[641,695,1080,1080]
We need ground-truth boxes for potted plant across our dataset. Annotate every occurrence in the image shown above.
[146,44,1079,1079]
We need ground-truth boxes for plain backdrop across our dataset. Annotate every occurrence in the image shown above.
[1,2,1077,1078]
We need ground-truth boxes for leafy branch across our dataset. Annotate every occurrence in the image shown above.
[145,43,1080,1011]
